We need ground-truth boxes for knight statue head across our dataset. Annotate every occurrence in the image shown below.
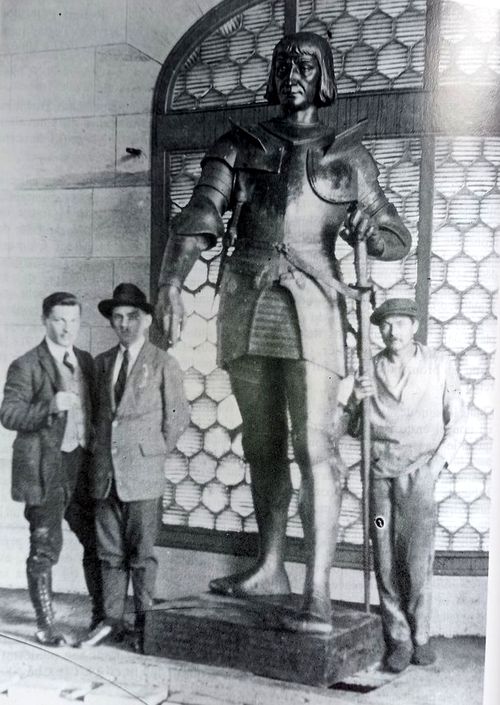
[264,31,337,108]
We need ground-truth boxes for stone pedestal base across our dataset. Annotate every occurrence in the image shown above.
[143,593,384,687]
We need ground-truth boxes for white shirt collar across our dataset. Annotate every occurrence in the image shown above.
[45,336,76,364]
[118,336,145,368]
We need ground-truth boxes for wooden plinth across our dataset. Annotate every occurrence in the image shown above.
[143,593,384,687]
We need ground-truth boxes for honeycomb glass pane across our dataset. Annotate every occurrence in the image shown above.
[191,397,218,430]
[162,506,188,526]
[183,368,205,402]
[217,395,243,430]
[169,1,288,111]
[455,468,486,503]
[188,505,215,529]
[204,426,231,459]
[451,526,481,551]
[164,451,188,484]
[443,318,474,354]
[176,477,203,511]
[230,484,254,517]
[468,496,491,534]
[435,470,454,503]
[476,316,497,354]
[217,454,246,486]
[216,509,243,532]
[176,425,203,458]
[438,496,468,533]
[202,480,229,513]
[439,1,500,86]
[206,368,232,401]
[473,378,495,414]
[189,452,217,484]
[472,438,492,474]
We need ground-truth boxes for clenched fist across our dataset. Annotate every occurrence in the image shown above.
[338,204,385,256]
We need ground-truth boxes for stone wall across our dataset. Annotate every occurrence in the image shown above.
[0,0,219,589]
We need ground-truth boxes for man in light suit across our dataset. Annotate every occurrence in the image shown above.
[0,292,102,646]
[79,283,189,650]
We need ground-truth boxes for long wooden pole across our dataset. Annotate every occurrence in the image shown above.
[354,231,372,614]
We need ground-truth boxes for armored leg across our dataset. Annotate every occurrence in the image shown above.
[281,361,342,633]
[209,356,292,597]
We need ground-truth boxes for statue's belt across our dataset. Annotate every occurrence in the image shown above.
[227,241,365,303]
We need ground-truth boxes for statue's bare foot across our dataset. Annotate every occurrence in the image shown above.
[209,564,291,597]
[280,594,333,635]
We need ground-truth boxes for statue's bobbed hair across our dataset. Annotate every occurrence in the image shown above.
[264,32,337,107]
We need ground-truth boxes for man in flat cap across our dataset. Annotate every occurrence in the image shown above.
[79,283,189,650]
[341,297,466,672]
[0,292,102,645]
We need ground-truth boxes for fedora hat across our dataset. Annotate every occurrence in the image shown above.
[98,283,154,319]
[370,298,419,326]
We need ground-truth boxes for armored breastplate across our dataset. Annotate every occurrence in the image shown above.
[233,119,361,251]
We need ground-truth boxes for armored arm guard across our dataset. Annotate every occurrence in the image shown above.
[158,132,237,290]
[357,146,411,261]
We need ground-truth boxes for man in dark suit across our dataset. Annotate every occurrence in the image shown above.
[79,283,189,650]
[0,292,102,646]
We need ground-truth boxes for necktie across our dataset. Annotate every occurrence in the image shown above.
[114,350,129,407]
[63,351,75,374]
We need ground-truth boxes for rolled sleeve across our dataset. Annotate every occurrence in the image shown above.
[434,358,467,466]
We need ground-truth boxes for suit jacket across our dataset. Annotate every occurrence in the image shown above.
[92,340,189,502]
[0,340,94,505]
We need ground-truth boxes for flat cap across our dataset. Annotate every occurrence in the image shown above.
[370,298,419,326]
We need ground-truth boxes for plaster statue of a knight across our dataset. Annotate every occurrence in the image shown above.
[156,32,411,634]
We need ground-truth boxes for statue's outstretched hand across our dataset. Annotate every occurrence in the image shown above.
[338,204,385,256]
[156,285,185,346]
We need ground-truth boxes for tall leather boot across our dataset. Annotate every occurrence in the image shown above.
[27,569,67,646]
[83,556,104,630]
[130,567,153,654]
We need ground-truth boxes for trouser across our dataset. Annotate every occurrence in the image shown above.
[24,447,101,613]
[95,482,160,625]
[228,355,342,607]
[370,463,437,648]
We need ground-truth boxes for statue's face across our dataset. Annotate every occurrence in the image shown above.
[274,49,320,110]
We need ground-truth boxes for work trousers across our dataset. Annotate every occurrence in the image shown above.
[370,463,437,648]
[95,482,160,625]
[25,447,99,584]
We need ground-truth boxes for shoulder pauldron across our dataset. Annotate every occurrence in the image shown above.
[307,121,371,204]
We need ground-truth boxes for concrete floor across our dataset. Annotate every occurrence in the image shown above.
[0,589,485,705]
